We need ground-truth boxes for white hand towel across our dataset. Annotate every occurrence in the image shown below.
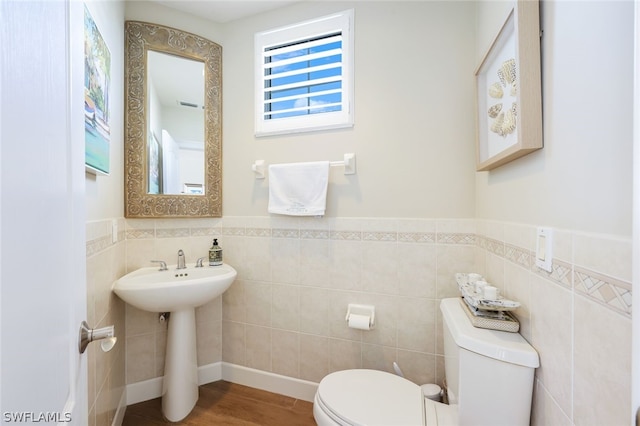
[268,161,330,216]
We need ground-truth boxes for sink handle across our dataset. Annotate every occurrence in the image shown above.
[151,260,168,271]
[195,257,207,268]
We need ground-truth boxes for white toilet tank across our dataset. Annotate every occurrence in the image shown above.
[440,298,539,426]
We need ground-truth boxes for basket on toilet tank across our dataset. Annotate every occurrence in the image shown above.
[456,272,521,332]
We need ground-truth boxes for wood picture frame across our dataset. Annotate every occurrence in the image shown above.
[475,1,542,171]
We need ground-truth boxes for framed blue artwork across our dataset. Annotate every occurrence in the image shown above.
[84,5,111,175]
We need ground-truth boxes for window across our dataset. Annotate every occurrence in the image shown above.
[255,9,354,136]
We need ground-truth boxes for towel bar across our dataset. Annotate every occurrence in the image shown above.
[252,153,356,179]
[252,160,266,179]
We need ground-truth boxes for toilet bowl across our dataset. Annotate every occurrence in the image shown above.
[313,369,456,426]
[313,297,539,426]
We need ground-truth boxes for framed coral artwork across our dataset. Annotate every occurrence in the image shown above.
[475,1,542,171]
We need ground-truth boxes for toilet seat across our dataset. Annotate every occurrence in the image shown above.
[314,369,425,426]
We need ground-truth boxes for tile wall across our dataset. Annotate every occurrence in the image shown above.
[475,220,631,426]
[123,216,476,387]
[117,216,632,425]
[86,218,127,426]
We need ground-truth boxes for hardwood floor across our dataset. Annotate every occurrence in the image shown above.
[122,381,317,425]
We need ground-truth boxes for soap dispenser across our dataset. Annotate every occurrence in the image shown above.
[209,238,223,266]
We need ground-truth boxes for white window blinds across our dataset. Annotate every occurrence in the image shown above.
[255,10,354,136]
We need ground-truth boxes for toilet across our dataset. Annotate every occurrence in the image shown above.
[313,297,539,425]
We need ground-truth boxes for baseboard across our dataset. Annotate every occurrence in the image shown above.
[198,361,222,385]
[221,363,318,402]
[125,362,318,406]
[112,390,127,426]
[125,376,164,406]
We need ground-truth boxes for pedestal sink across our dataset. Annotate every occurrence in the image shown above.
[113,263,237,421]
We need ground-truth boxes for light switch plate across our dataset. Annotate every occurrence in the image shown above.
[535,227,553,272]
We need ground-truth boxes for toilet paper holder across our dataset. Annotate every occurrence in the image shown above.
[345,303,375,329]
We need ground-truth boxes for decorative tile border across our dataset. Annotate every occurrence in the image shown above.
[574,266,632,317]
[121,222,475,246]
[192,227,218,237]
[90,218,632,317]
[482,236,504,256]
[86,219,125,257]
[222,227,245,236]
[272,228,298,238]
[398,232,436,243]
[247,227,273,237]
[534,259,573,290]
[156,227,190,238]
[362,231,397,242]
[504,243,532,269]
[438,233,475,245]
[86,235,112,257]
[330,230,362,241]
[478,233,631,318]
[126,228,154,239]
[300,229,330,239]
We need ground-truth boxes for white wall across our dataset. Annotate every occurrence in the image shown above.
[475,0,634,236]
[85,1,125,221]
[474,1,634,424]
[162,106,204,144]
[221,1,477,218]
[126,1,477,219]
[121,0,479,398]
[125,1,224,45]
[83,1,127,425]
[633,1,640,421]
[148,76,163,156]
[117,1,635,424]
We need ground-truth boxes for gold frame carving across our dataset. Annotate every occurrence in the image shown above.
[124,21,222,217]
[474,1,542,171]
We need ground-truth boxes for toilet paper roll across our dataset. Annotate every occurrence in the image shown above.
[483,285,498,300]
[348,313,371,330]
[468,273,482,282]
[474,280,487,293]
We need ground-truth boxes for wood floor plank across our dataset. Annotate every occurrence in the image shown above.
[122,381,316,426]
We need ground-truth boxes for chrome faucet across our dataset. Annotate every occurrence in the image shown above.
[151,260,168,271]
[177,249,186,269]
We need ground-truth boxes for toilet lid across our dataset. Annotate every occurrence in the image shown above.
[316,369,424,426]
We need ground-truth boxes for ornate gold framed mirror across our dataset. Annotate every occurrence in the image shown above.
[124,21,222,217]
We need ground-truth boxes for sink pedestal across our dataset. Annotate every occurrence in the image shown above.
[162,308,199,422]
[112,262,237,421]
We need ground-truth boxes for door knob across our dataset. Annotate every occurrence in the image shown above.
[78,321,117,354]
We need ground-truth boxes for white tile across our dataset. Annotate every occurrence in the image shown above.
[573,296,631,425]
[573,232,631,281]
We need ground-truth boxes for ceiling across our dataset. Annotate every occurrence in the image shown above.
[146,1,302,23]
[148,50,204,108]
[144,1,303,112]
[142,1,305,144]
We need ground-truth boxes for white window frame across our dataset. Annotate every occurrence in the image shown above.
[254,9,354,137]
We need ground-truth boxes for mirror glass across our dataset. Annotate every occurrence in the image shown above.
[147,51,205,195]
[125,21,222,217]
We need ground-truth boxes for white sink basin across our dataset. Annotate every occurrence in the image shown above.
[112,262,237,421]
[113,263,237,312]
